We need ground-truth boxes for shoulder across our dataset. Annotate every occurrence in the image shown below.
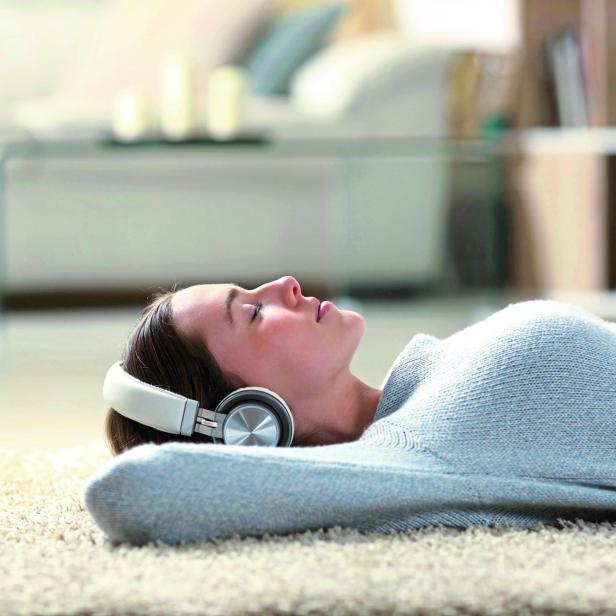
[448,299,606,343]
[442,300,616,380]
[487,299,610,341]
[496,299,603,322]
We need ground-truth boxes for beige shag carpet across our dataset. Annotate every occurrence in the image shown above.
[3,444,616,616]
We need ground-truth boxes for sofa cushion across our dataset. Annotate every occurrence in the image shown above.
[290,32,452,118]
[243,2,346,95]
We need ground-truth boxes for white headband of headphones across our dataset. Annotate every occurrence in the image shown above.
[103,361,199,436]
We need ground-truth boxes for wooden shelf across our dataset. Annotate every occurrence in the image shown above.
[516,0,616,128]
[506,128,616,293]
[509,0,616,294]
[517,127,616,153]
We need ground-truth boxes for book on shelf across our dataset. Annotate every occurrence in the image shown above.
[544,26,590,127]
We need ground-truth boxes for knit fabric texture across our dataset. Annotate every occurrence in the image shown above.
[82,300,616,545]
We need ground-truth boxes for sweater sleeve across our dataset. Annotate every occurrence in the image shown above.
[81,439,483,546]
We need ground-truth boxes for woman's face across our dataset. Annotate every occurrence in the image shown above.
[171,275,366,407]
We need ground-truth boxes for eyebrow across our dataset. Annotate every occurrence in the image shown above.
[224,284,240,326]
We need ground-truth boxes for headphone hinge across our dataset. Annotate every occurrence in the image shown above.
[195,408,224,438]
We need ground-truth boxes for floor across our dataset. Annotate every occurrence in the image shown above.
[2,287,615,452]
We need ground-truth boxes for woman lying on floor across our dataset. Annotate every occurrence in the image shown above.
[82,275,616,546]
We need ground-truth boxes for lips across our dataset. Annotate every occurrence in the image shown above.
[316,300,321,322]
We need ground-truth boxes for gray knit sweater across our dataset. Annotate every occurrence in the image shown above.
[82,300,616,545]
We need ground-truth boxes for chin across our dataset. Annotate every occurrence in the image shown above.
[348,313,367,343]
[349,310,366,329]
[335,309,366,344]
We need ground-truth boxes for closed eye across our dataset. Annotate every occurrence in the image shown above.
[251,301,263,322]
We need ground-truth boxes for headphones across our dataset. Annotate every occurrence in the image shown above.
[102,361,295,447]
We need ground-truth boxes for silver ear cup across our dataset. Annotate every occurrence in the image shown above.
[212,387,294,447]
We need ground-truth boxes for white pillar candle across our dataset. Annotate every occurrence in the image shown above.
[112,87,152,143]
[160,52,199,141]
[206,65,248,140]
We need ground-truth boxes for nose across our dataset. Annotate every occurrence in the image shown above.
[278,275,301,305]
[255,276,302,306]
[257,275,301,305]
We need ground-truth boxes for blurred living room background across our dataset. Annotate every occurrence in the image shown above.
[1,0,615,451]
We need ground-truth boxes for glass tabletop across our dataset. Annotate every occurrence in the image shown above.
[0,132,507,161]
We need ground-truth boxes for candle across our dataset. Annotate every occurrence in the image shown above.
[206,65,248,140]
[112,87,153,143]
[160,52,199,141]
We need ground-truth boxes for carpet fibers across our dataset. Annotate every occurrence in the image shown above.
[3,444,616,616]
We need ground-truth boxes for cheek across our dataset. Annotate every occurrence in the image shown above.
[213,345,242,377]
[209,333,250,378]
[258,319,317,359]
[261,314,308,339]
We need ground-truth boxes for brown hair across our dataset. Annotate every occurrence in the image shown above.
[104,286,319,456]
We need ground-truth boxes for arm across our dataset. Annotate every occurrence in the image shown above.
[81,440,480,545]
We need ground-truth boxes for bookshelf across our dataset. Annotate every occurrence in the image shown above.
[507,2,616,294]
[507,128,616,292]
[516,0,616,129]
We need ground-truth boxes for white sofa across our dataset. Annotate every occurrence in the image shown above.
[1,2,458,295]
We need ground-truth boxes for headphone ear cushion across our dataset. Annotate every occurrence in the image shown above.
[213,387,294,447]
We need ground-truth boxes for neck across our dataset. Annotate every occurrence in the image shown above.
[352,379,382,439]
[297,371,382,445]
